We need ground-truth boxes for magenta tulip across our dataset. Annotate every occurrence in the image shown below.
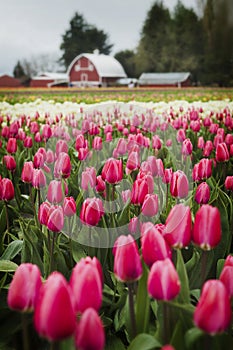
[194,182,210,204]
[192,204,221,250]
[148,258,180,301]
[69,257,103,313]
[54,152,71,179]
[194,280,231,334]
[7,263,42,312]
[141,193,159,217]
[47,180,65,204]
[113,235,142,282]
[21,161,34,183]
[63,196,76,217]
[141,222,172,267]
[225,176,233,191]
[216,142,230,162]
[80,198,104,226]
[47,205,64,232]
[75,308,105,350]
[34,272,76,341]
[38,201,51,226]
[6,137,17,154]
[163,204,192,248]
[170,170,189,198]
[0,178,14,201]
[3,155,16,172]
[102,158,123,184]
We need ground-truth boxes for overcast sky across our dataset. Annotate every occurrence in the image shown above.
[0,0,197,75]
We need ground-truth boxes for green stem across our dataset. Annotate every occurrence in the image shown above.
[201,250,208,287]
[4,201,10,233]
[49,231,56,275]
[163,302,170,344]
[21,313,30,350]
[128,282,137,339]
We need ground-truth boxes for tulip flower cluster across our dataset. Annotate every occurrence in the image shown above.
[0,99,233,349]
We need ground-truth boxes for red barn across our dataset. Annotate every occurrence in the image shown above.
[138,72,191,87]
[0,74,22,87]
[67,52,127,87]
[30,72,68,87]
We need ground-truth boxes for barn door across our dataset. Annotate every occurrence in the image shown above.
[81,73,88,85]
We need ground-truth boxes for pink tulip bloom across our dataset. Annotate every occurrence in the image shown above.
[47,180,65,204]
[194,280,231,334]
[163,204,192,248]
[170,170,189,198]
[192,204,221,250]
[34,272,76,341]
[80,198,104,226]
[0,178,15,201]
[148,258,180,301]
[7,263,42,312]
[216,142,230,162]
[47,205,64,232]
[75,308,105,350]
[70,257,103,313]
[141,223,172,267]
[194,182,210,204]
[141,193,159,217]
[6,137,17,154]
[113,235,142,282]
[102,158,123,184]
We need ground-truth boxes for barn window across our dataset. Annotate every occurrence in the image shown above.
[89,63,94,71]
[75,64,81,72]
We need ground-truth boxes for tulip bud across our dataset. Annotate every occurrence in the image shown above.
[141,193,159,217]
[47,180,66,204]
[141,223,171,267]
[6,137,17,154]
[54,152,71,179]
[0,178,14,201]
[163,204,192,248]
[194,280,231,334]
[47,205,64,232]
[131,176,153,205]
[102,158,123,184]
[128,216,140,235]
[81,167,97,190]
[70,257,103,313]
[182,138,193,156]
[3,155,16,172]
[194,182,210,204]
[220,265,233,298]
[32,169,46,189]
[24,136,33,148]
[216,142,230,162]
[34,272,76,341]
[192,204,221,250]
[75,308,105,350]
[55,140,68,156]
[148,258,180,301]
[38,201,51,226]
[21,161,34,183]
[95,175,106,193]
[75,134,86,150]
[7,263,42,312]
[80,198,104,226]
[42,124,52,140]
[170,170,189,198]
[203,140,213,157]
[63,196,76,217]
[126,151,140,172]
[92,136,103,150]
[225,176,233,191]
[113,235,142,282]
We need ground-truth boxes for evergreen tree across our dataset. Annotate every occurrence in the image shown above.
[60,12,113,69]
[114,50,137,78]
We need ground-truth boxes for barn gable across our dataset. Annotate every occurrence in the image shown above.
[68,53,127,87]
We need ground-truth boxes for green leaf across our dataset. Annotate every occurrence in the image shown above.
[0,260,18,272]
[0,240,23,261]
[128,334,161,350]
[0,205,6,235]
[185,327,204,348]
[105,335,126,350]
[136,261,150,334]
[176,249,190,303]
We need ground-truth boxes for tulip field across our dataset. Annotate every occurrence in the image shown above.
[0,89,233,350]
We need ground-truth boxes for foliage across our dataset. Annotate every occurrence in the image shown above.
[114,50,137,78]
[59,12,113,69]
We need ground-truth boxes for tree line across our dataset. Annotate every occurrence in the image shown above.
[14,0,233,86]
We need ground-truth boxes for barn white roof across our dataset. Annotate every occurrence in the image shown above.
[138,72,190,85]
[67,53,127,78]
[32,72,68,80]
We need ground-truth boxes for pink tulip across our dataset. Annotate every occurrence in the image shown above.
[170,170,189,198]
[21,161,34,183]
[75,134,86,150]
[220,266,233,298]
[54,152,71,179]
[126,151,140,171]
[141,193,159,217]
[6,137,17,154]
[47,205,64,232]
[63,196,76,217]
[23,136,33,148]
[203,140,213,157]
[80,198,104,226]
[128,216,140,235]
[38,202,51,226]
[34,271,76,341]
[81,167,97,190]
[75,308,105,350]
[7,263,42,312]
[194,182,210,204]
[41,124,52,140]
[225,176,233,191]
[96,175,106,193]
[192,204,221,250]
[216,142,230,162]
[113,235,142,282]
[194,280,231,334]
[182,138,193,156]
[148,258,180,301]
[69,257,103,313]
[92,136,103,150]
[0,178,14,201]
[163,204,192,248]
[102,158,123,184]
[3,155,16,172]
[141,223,172,267]
[55,140,68,156]
[47,180,65,204]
